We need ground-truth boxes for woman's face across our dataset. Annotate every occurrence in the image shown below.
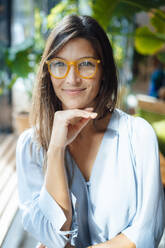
[50,37,103,110]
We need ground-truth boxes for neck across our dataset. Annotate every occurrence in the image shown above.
[78,111,112,139]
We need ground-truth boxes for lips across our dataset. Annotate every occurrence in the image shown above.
[62,88,86,92]
[62,88,86,95]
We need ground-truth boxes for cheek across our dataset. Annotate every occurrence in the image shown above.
[51,77,62,93]
[51,77,56,90]
[90,77,101,94]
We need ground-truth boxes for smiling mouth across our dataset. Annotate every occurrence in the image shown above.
[62,88,86,91]
[62,88,86,95]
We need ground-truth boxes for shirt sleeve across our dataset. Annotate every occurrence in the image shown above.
[16,129,78,248]
[122,117,165,248]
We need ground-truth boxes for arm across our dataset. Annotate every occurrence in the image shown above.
[16,108,97,248]
[16,130,76,248]
[88,117,164,248]
[87,233,135,247]
[45,147,72,232]
[46,108,97,231]
[121,117,165,248]
[37,242,75,248]
[36,233,135,248]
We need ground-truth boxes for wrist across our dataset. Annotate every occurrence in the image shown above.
[47,146,65,156]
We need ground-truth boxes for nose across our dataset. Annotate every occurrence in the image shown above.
[66,65,80,85]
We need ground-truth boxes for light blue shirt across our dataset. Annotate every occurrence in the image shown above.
[16,109,165,248]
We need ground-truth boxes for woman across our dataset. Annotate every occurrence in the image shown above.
[148,57,165,98]
[16,15,165,248]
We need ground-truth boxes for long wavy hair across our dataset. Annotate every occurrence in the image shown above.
[30,15,118,170]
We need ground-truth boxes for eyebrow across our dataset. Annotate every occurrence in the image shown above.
[55,56,98,60]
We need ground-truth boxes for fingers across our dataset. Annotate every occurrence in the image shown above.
[68,110,97,126]
[69,109,97,121]
[36,244,46,248]
[84,107,94,112]
[51,107,98,147]
[67,109,97,121]
[54,108,97,126]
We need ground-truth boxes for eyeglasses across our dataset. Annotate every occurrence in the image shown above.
[46,57,101,79]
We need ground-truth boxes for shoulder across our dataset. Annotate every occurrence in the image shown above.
[17,128,37,153]
[115,108,157,141]
[17,128,34,146]
[16,128,44,166]
[131,115,157,142]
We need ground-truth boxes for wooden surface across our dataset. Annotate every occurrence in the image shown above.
[0,132,164,247]
[160,152,165,187]
[136,94,165,186]
[0,134,18,246]
[137,94,165,115]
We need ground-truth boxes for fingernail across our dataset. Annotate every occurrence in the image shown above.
[91,113,97,118]
[85,107,94,111]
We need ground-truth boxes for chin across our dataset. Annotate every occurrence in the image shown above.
[62,102,89,110]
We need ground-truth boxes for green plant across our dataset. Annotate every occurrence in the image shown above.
[91,0,165,29]
[135,9,165,63]
[1,0,165,95]
[1,37,41,98]
[90,0,165,66]
[0,8,45,96]
[47,0,79,29]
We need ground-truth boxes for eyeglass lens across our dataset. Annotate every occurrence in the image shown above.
[50,60,68,78]
[49,59,97,78]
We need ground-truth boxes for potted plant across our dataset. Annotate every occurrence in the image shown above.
[0,8,45,134]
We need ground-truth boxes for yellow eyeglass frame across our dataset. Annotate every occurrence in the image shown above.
[46,57,101,79]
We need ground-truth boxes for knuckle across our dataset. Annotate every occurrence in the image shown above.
[54,111,64,122]
[54,111,62,118]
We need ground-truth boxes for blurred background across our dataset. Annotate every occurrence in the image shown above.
[0,0,165,247]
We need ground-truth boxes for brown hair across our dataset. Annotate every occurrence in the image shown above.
[30,14,118,155]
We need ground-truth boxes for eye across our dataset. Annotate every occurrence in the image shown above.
[79,60,95,67]
[53,61,66,67]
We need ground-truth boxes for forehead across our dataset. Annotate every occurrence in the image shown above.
[56,37,97,59]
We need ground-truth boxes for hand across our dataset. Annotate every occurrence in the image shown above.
[36,244,47,248]
[37,243,75,248]
[65,243,75,247]
[48,107,97,150]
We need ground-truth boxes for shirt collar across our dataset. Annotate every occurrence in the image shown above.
[107,108,120,133]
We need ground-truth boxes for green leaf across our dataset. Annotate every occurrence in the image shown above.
[47,0,78,29]
[35,8,42,30]
[9,51,33,78]
[157,52,165,64]
[91,0,120,30]
[8,38,34,58]
[151,9,165,33]
[113,2,141,19]
[5,39,35,78]
[120,0,165,11]
[154,32,165,40]
[47,2,68,28]
[7,75,18,89]
[153,8,165,23]
[90,0,165,32]
[135,26,164,55]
